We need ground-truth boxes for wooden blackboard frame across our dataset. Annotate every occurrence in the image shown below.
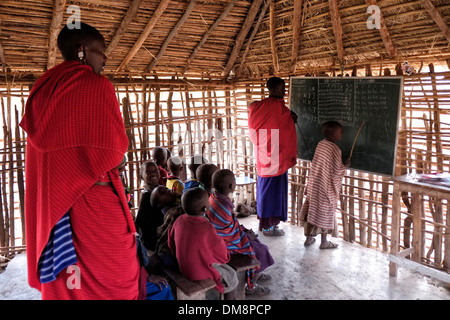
[288,76,403,176]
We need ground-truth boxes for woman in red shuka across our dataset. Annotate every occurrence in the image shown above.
[248,77,298,236]
[20,23,140,299]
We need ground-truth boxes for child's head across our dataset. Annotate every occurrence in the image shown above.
[140,160,160,188]
[321,121,343,142]
[181,187,210,216]
[196,163,219,190]
[188,154,208,179]
[150,185,178,208]
[212,169,236,196]
[167,156,183,177]
[152,146,167,166]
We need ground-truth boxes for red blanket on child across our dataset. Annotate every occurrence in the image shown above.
[248,97,297,177]
[168,214,229,293]
[20,61,139,299]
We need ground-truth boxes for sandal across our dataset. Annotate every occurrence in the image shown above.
[304,238,316,246]
[262,226,285,237]
[245,284,270,296]
[319,241,339,249]
[255,273,272,282]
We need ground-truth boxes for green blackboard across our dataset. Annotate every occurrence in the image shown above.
[289,77,403,176]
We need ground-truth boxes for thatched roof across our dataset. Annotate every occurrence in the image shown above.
[0,0,449,81]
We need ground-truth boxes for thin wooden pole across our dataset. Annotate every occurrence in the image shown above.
[15,106,25,245]
[444,203,450,270]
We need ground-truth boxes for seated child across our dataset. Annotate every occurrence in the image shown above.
[150,185,183,268]
[300,120,350,249]
[208,169,273,296]
[168,187,238,299]
[196,163,219,195]
[135,161,164,251]
[166,156,185,195]
[136,235,174,300]
[152,146,168,185]
[184,154,208,192]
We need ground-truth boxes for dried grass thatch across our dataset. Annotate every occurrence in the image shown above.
[0,0,449,81]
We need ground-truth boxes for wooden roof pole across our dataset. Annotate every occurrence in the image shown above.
[47,0,66,70]
[328,0,344,67]
[290,0,303,73]
[105,0,144,57]
[116,0,170,71]
[366,0,397,58]
[223,0,263,77]
[0,41,5,69]
[0,17,6,71]
[146,0,197,72]
[238,0,272,72]
[419,0,450,43]
[269,1,279,75]
[183,0,238,74]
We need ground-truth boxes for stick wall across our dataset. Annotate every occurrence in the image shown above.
[0,67,449,273]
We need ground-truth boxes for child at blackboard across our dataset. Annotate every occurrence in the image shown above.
[300,121,350,249]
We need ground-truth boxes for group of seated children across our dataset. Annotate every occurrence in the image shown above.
[134,148,274,299]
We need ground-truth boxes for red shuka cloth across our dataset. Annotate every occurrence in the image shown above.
[248,97,297,177]
[168,214,229,293]
[20,61,139,299]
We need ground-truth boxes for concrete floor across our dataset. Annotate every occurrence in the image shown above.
[239,215,450,300]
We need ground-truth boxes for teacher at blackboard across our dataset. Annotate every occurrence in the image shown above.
[248,77,298,236]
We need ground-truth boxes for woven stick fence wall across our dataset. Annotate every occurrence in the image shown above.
[234,65,450,272]
[1,66,449,273]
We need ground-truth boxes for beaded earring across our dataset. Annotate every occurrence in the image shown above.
[78,50,85,64]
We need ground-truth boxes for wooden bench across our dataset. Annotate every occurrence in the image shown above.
[159,264,217,300]
[147,253,216,300]
[227,254,261,300]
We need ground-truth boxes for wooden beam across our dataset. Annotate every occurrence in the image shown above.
[290,0,303,73]
[69,0,113,5]
[328,0,344,66]
[419,0,450,43]
[0,41,5,66]
[388,254,450,284]
[145,0,197,72]
[238,0,272,73]
[105,0,144,57]
[116,0,170,71]
[269,1,279,75]
[366,0,397,58]
[223,0,263,77]
[0,17,6,70]
[183,0,238,74]
[47,0,66,70]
